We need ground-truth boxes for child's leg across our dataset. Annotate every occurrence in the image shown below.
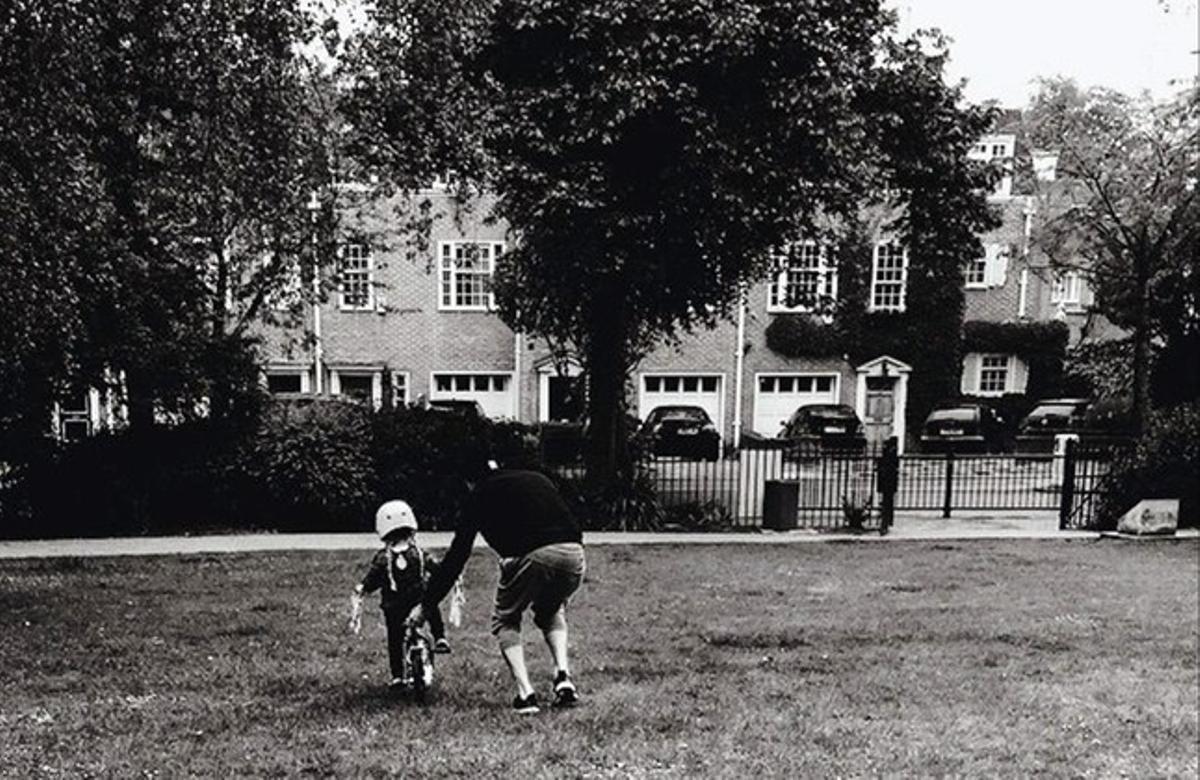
[384,608,407,680]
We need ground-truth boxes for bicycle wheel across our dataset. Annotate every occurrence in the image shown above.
[408,641,432,702]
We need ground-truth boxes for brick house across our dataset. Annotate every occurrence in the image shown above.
[248,127,1117,454]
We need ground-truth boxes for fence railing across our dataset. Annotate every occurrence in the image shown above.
[548,436,1130,532]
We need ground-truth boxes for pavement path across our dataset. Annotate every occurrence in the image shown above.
[3,511,1193,559]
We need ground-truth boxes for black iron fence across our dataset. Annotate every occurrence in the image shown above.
[549,435,1129,532]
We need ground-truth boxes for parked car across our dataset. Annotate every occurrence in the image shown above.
[778,403,867,452]
[1079,396,1136,442]
[920,403,1008,453]
[638,405,721,461]
[1015,398,1091,454]
[427,399,486,418]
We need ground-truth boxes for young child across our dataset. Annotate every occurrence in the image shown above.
[353,500,450,688]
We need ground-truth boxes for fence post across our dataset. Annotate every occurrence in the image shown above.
[878,437,898,535]
[1058,437,1077,530]
[942,449,955,519]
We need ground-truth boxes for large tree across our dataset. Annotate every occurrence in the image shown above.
[1025,78,1199,430]
[0,0,339,446]
[343,0,997,485]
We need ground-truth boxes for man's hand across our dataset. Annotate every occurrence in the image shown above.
[406,604,425,627]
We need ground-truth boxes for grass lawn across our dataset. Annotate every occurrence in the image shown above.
[1,539,1197,777]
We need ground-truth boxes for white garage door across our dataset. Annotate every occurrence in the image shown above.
[431,372,516,418]
[639,374,723,434]
[753,374,839,436]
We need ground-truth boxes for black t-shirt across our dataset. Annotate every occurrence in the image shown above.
[423,470,581,608]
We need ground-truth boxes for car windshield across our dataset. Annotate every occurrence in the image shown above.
[1027,404,1080,419]
[804,405,854,419]
[651,408,708,423]
[928,408,976,422]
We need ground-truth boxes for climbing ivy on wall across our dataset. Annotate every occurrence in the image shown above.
[962,320,1070,400]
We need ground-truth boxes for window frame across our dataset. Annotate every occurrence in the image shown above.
[338,243,374,312]
[977,354,1012,396]
[438,240,503,311]
[766,241,838,313]
[1050,270,1085,309]
[329,368,382,409]
[869,242,909,313]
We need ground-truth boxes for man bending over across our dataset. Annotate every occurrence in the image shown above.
[415,465,586,714]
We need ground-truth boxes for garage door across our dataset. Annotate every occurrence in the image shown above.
[753,374,838,436]
[639,374,723,435]
[431,372,516,418]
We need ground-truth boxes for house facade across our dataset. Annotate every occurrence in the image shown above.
[244,129,1119,454]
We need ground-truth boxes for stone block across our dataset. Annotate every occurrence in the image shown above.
[1116,499,1179,536]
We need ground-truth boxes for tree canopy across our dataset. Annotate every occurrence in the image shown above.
[1026,77,1199,424]
[0,0,339,448]
[343,0,999,481]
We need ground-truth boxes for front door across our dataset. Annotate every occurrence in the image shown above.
[547,375,586,422]
[863,376,896,447]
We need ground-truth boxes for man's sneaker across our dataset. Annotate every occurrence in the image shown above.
[434,638,451,654]
[552,671,578,708]
[512,693,540,715]
[389,677,406,691]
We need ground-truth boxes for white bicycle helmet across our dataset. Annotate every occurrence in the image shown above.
[375,500,418,539]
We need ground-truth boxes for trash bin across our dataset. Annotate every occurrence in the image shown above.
[762,480,800,531]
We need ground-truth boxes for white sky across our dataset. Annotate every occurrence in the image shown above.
[891,0,1199,106]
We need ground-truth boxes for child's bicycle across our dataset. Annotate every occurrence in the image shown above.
[398,616,435,702]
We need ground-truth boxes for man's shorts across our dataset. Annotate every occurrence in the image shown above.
[491,542,586,635]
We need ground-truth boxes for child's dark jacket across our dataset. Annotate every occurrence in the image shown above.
[360,545,439,612]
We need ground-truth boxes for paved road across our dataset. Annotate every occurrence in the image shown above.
[3,513,1191,559]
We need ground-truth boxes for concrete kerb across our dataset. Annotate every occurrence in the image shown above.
[3,521,1176,560]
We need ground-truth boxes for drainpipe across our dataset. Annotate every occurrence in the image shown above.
[1019,196,1034,320]
[308,190,323,394]
[513,329,522,420]
[732,287,747,446]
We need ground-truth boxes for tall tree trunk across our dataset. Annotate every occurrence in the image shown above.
[124,369,156,432]
[209,247,231,421]
[583,296,632,492]
[1131,250,1152,435]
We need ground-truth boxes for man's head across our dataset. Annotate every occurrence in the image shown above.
[376,499,418,541]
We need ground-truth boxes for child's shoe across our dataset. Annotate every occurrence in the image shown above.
[434,638,451,654]
[512,693,540,715]
[551,671,578,708]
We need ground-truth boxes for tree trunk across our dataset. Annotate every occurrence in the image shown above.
[583,300,632,492]
[209,247,232,421]
[124,369,156,432]
[1131,250,1152,435]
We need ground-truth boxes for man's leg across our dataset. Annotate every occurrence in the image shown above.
[492,557,541,709]
[497,628,536,699]
[539,608,570,676]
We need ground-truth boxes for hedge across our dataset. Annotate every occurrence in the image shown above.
[1098,402,1200,530]
[0,400,547,538]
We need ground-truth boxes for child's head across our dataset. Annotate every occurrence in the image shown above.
[375,500,418,544]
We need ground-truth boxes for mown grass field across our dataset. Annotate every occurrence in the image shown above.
[1,539,1197,778]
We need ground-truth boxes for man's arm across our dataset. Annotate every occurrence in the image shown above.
[422,520,477,610]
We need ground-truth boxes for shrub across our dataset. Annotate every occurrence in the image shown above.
[1098,402,1200,530]
[236,398,375,531]
[661,500,734,532]
[370,408,545,529]
[554,468,662,532]
[5,422,243,538]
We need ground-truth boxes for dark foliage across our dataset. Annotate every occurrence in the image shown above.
[1098,402,1200,529]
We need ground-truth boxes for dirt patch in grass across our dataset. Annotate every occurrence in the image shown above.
[0,540,1197,777]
